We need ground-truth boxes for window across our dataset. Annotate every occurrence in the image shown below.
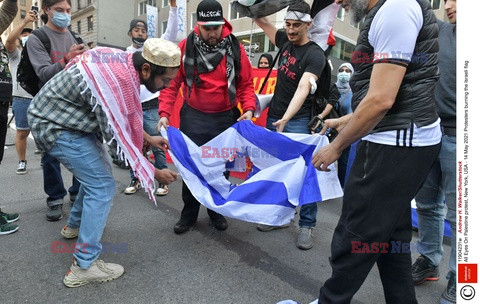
[162,0,169,8]
[139,0,157,15]
[87,16,94,31]
[229,2,247,20]
[431,0,441,10]
[77,20,81,34]
[87,0,92,5]
[20,0,26,5]
[336,7,345,21]
[20,10,26,19]
[191,12,197,31]
[330,36,356,62]
[77,0,82,10]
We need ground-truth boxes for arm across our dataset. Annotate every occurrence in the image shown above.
[253,17,277,45]
[0,0,17,34]
[27,34,63,83]
[236,44,256,121]
[312,63,407,171]
[273,72,317,132]
[5,10,37,53]
[160,3,178,42]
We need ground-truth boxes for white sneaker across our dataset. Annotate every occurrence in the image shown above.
[63,259,124,288]
[16,160,27,175]
[61,225,79,239]
[155,184,168,196]
[124,179,140,194]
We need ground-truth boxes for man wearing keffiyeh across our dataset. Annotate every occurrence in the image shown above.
[28,38,180,288]
[158,0,256,235]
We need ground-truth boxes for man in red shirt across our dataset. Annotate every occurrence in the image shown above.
[158,0,256,234]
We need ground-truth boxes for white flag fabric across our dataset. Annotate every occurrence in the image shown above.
[309,1,340,51]
[146,5,158,38]
[161,121,343,226]
[175,0,187,42]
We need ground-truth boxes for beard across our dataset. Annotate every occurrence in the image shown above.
[143,73,160,93]
[349,0,369,24]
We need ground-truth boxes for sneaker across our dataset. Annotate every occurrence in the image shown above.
[46,204,63,221]
[155,184,169,196]
[439,271,456,304]
[173,219,196,234]
[34,149,42,154]
[16,160,27,175]
[210,214,228,231]
[124,179,140,194]
[61,225,79,239]
[112,158,130,170]
[257,223,290,232]
[412,255,440,285]
[0,216,19,235]
[0,210,19,223]
[63,259,124,288]
[296,227,314,250]
[69,194,77,204]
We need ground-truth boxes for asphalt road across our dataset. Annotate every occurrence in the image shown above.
[1,120,451,304]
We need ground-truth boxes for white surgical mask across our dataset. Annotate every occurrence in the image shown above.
[337,71,351,83]
[21,36,29,47]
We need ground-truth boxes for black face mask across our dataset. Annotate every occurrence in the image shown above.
[132,37,146,47]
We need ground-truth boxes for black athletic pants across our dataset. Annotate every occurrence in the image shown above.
[318,140,440,304]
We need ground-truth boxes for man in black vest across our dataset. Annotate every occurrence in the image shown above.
[313,0,441,302]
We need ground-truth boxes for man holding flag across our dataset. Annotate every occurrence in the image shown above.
[312,0,441,302]
[253,1,329,250]
[158,0,256,234]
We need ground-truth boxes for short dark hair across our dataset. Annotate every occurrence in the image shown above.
[41,0,72,23]
[132,51,168,77]
[287,1,310,14]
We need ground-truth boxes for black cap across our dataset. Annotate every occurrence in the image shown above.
[21,28,33,35]
[129,19,147,33]
[196,0,225,26]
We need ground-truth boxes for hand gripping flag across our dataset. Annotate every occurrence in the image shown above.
[161,121,343,226]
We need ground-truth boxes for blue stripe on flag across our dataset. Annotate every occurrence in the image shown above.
[167,127,227,206]
[229,181,293,208]
[232,121,316,162]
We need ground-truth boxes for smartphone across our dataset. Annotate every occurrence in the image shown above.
[31,5,39,15]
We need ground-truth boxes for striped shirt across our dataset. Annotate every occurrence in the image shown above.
[27,67,112,152]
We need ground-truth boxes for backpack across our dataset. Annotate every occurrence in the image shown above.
[17,28,83,96]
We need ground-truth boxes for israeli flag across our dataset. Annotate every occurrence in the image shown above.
[161,121,343,226]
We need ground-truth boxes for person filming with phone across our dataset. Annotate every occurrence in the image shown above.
[26,0,86,222]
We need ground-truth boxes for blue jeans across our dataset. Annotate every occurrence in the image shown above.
[129,108,167,180]
[12,97,32,130]
[266,116,317,228]
[42,152,80,206]
[415,135,456,273]
[48,131,115,269]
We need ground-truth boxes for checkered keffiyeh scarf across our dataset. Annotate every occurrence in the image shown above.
[184,32,237,105]
[65,47,157,201]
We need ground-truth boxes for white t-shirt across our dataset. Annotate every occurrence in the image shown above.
[362,0,441,147]
[8,48,33,99]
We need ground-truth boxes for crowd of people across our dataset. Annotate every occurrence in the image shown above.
[1,0,457,303]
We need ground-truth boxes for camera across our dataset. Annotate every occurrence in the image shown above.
[307,116,324,131]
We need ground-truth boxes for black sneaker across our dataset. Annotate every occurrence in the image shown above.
[412,255,440,285]
[173,219,195,234]
[210,215,228,231]
[439,271,456,304]
[46,205,63,221]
